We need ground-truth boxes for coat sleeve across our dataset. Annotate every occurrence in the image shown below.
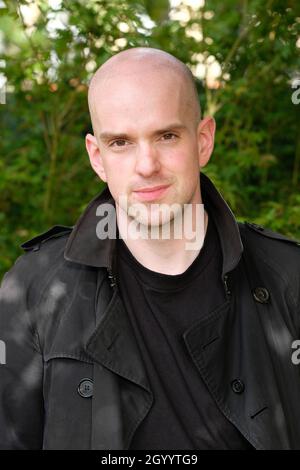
[0,255,44,449]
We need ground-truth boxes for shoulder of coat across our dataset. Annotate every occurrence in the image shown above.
[20,225,74,252]
[239,221,300,247]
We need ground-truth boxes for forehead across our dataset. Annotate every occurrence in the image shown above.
[90,67,190,132]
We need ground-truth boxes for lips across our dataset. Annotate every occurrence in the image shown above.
[134,184,170,192]
[133,184,171,201]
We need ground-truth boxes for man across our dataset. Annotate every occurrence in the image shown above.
[0,47,300,450]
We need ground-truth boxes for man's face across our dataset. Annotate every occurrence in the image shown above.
[88,68,205,227]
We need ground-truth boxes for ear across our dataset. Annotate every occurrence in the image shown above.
[85,133,107,182]
[196,116,216,169]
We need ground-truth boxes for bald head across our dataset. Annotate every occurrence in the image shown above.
[88,47,201,134]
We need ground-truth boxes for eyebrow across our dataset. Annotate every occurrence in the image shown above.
[99,123,187,142]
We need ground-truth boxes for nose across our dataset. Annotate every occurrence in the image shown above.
[134,142,161,177]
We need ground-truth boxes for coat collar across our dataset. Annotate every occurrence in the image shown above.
[63,172,243,279]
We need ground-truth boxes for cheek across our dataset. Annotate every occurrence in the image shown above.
[104,160,132,200]
[103,156,130,181]
[167,149,198,174]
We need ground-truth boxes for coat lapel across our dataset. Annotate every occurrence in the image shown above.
[182,267,291,450]
[43,262,153,450]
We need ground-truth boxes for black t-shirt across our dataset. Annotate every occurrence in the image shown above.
[116,213,253,450]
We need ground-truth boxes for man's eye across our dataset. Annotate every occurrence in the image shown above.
[110,139,128,147]
[162,133,177,141]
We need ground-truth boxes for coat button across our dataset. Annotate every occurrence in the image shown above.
[77,378,93,398]
[252,287,270,304]
[231,379,245,394]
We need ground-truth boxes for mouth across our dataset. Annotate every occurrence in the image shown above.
[132,184,171,201]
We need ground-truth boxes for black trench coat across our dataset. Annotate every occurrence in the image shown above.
[1,173,300,450]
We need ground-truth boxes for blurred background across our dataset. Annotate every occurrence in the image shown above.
[0,0,299,277]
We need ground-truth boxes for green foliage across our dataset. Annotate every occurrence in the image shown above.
[0,0,299,277]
